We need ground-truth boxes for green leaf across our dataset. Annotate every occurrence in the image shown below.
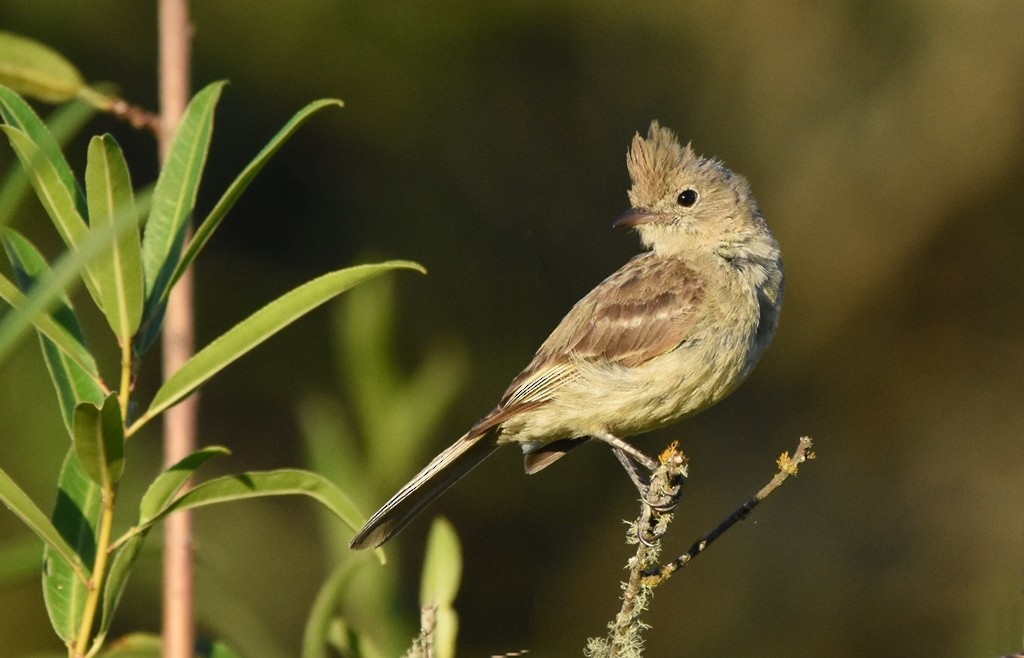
[138,445,230,521]
[98,534,145,639]
[420,516,462,607]
[44,448,101,643]
[0,85,87,221]
[0,124,102,306]
[132,261,425,433]
[0,465,87,585]
[139,81,224,323]
[0,98,95,227]
[39,332,105,438]
[113,466,385,563]
[169,98,344,292]
[1,228,104,432]
[86,134,143,339]
[0,208,135,371]
[0,32,86,103]
[139,469,362,530]
[72,392,125,486]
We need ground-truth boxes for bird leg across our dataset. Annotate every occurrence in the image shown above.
[612,446,653,494]
[600,431,679,514]
[597,431,675,521]
[595,431,659,471]
[610,446,671,548]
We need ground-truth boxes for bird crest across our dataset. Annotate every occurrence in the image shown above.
[627,121,698,207]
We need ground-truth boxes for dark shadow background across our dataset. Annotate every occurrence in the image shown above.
[1,2,1023,656]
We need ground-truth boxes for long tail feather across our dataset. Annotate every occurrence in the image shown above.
[349,428,501,550]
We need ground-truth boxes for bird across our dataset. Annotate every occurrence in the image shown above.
[349,121,784,550]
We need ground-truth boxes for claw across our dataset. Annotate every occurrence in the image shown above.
[637,524,658,547]
[645,495,679,514]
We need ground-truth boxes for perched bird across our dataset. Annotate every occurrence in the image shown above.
[349,122,784,550]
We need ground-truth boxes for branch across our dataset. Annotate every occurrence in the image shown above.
[586,436,815,658]
[585,444,687,658]
[106,98,161,136]
[644,436,815,586]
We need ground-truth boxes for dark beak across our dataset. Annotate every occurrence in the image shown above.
[613,207,659,228]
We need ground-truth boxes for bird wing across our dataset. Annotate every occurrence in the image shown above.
[500,252,706,408]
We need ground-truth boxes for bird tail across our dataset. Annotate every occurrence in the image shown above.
[349,427,501,550]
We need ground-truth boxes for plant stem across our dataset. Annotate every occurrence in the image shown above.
[158,2,196,657]
[72,485,116,658]
[118,340,132,419]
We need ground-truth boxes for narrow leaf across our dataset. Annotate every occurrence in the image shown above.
[44,448,101,642]
[139,81,224,318]
[98,534,145,637]
[170,99,344,292]
[132,261,425,432]
[0,98,95,227]
[140,469,365,535]
[0,465,87,583]
[138,445,230,521]
[86,134,143,339]
[0,32,86,103]
[133,298,164,358]
[0,85,86,219]
[0,124,102,304]
[72,392,125,485]
[40,339,106,438]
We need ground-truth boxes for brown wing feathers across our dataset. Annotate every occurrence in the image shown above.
[503,253,705,405]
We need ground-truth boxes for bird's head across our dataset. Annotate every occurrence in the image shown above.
[616,121,775,263]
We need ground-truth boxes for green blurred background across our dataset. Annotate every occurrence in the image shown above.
[2,1,1023,656]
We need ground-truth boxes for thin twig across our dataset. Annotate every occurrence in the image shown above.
[107,98,162,136]
[587,436,815,657]
[642,436,814,587]
[157,2,195,658]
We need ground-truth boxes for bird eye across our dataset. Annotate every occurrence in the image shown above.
[677,189,698,207]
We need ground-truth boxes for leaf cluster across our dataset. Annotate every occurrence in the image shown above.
[0,35,422,657]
